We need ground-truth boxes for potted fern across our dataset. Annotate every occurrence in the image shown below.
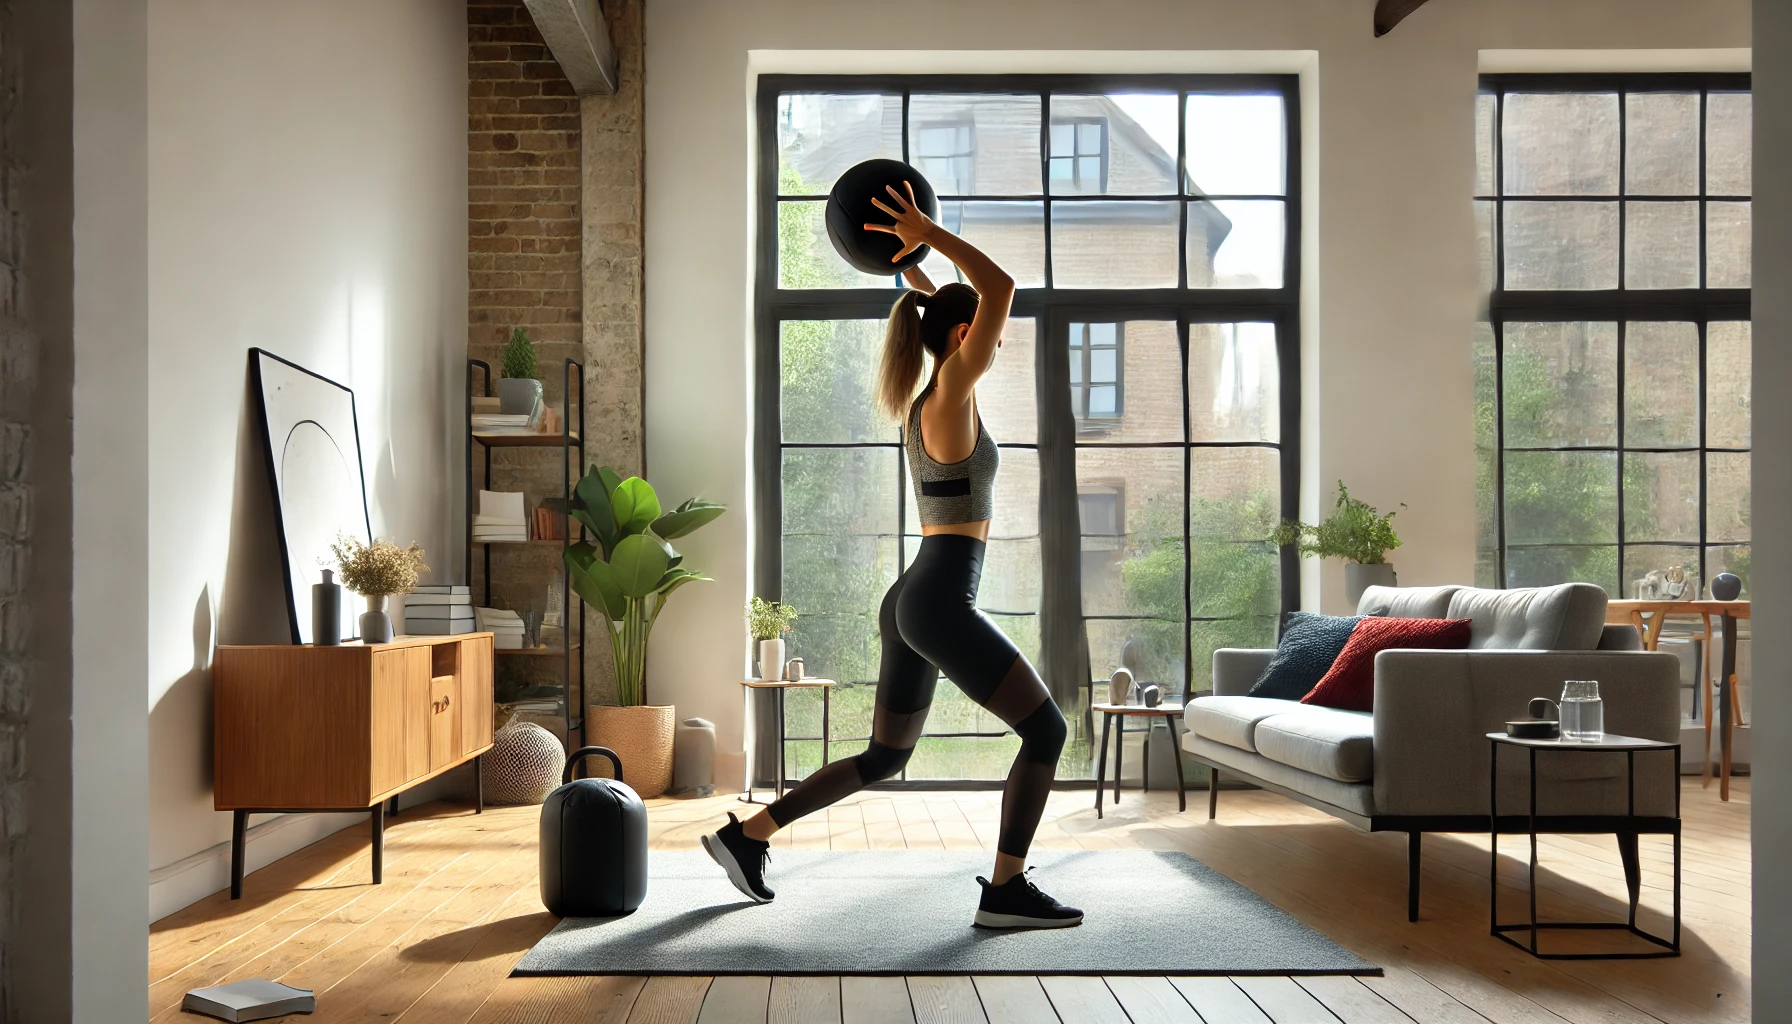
[563,465,724,797]
[747,597,799,680]
[497,327,542,415]
[1272,481,1405,608]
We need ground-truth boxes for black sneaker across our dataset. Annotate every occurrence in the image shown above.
[701,812,775,903]
[973,870,1083,929]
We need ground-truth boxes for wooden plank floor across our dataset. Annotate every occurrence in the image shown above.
[149,777,1751,1023]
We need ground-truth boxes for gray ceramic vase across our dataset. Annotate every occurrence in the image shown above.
[1344,562,1398,610]
[496,376,542,415]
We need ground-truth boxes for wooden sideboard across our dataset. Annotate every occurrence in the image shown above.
[214,633,496,897]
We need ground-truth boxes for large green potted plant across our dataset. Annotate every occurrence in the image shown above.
[564,465,724,796]
[1272,481,1405,608]
[497,326,542,415]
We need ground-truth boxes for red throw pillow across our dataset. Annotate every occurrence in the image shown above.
[1300,616,1472,712]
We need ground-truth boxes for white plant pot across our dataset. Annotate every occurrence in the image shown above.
[1344,562,1398,611]
[757,638,786,681]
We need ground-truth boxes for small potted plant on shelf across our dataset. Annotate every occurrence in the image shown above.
[330,535,429,644]
[1271,481,1404,609]
[563,465,725,798]
[746,597,799,681]
[497,326,542,416]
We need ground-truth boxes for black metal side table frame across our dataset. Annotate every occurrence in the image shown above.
[1094,703,1187,818]
[740,679,834,803]
[1488,732,1681,959]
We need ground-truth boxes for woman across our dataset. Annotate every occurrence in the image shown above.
[704,183,1081,929]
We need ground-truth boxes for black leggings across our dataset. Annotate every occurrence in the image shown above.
[766,534,1066,858]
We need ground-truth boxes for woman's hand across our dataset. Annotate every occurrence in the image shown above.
[864,182,935,264]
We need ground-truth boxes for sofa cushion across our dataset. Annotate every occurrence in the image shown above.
[1302,616,1473,711]
[1186,696,1311,753]
[1356,584,1460,619]
[1246,611,1362,700]
[1255,710,1375,783]
[1446,583,1607,650]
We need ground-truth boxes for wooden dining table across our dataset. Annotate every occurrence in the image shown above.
[1605,599,1749,800]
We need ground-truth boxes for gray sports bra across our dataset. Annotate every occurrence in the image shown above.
[905,384,999,525]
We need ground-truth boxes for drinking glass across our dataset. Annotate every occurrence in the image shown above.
[1560,680,1604,741]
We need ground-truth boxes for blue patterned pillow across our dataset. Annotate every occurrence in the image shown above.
[1247,612,1363,700]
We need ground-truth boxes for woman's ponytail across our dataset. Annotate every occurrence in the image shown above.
[877,290,927,422]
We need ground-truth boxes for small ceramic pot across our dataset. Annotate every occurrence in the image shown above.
[496,376,542,415]
[757,638,785,681]
[360,593,394,644]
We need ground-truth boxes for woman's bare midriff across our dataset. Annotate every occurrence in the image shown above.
[922,520,991,541]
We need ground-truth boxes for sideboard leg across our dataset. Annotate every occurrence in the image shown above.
[371,802,385,885]
[229,810,248,900]
[474,754,484,813]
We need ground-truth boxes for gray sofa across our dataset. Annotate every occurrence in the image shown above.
[1182,583,1680,920]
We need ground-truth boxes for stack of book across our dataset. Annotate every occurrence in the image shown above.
[404,585,473,635]
[473,490,528,543]
[530,505,564,541]
[476,607,527,649]
[470,394,542,434]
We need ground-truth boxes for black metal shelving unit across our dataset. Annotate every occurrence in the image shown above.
[466,357,588,747]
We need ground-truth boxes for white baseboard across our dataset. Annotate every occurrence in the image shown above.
[149,811,366,921]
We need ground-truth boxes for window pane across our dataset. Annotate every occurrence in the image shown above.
[1502,321,1618,447]
[782,447,901,685]
[1076,448,1184,618]
[1505,545,1618,595]
[1504,201,1618,289]
[1052,201,1179,288]
[1475,323,1498,588]
[1707,451,1750,543]
[1068,320,1178,442]
[780,319,891,444]
[1475,200,1496,293]
[1189,199,1284,288]
[1624,202,1699,289]
[778,201,895,288]
[916,201,1046,288]
[1624,92,1699,195]
[909,93,1042,195]
[1192,615,1276,694]
[777,92,903,195]
[1502,92,1619,196]
[1707,201,1751,288]
[1185,93,1285,196]
[977,317,1037,445]
[1504,451,1618,544]
[1623,545,1700,599]
[1476,91,1497,197]
[1189,322,1278,443]
[1051,93,1177,195]
[1707,544,1751,596]
[1624,451,1700,542]
[1707,321,1751,448]
[1706,91,1752,196]
[1087,618,1184,697]
[1624,320,1698,447]
[1188,447,1280,620]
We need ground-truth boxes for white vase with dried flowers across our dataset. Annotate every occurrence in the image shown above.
[331,535,429,644]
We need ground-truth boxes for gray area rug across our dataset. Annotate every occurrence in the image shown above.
[513,850,1378,976]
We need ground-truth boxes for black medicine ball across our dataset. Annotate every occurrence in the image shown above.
[825,159,940,276]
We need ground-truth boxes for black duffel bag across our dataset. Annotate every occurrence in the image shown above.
[539,745,648,916]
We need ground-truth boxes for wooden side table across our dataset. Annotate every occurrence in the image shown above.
[1606,599,1749,799]
[1092,702,1187,817]
[740,678,835,802]
[1487,731,1680,959]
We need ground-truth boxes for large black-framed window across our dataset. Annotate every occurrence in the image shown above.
[1476,73,1751,599]
[757,74,1301,781]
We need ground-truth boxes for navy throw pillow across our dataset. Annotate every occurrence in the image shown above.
[1247,612,1362,700]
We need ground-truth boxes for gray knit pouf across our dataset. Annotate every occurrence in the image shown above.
[482,721,565,805]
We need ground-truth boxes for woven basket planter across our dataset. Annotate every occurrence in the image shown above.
[585,704,676,798]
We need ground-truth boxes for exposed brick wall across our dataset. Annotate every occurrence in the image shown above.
[0,0,30,1011]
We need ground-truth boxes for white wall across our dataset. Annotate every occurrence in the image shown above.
[145,0,467,917]
[1751,0,1790,1016]
[642,0,1750,767]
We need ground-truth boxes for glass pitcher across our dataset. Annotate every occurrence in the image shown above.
[1560,680,1604,742]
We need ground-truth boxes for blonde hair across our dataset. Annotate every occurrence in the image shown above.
[875,283,979,422]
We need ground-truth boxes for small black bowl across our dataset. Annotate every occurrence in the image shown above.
[1506,719,1560,740]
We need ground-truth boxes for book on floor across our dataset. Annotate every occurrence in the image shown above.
[181,980,315,1022]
